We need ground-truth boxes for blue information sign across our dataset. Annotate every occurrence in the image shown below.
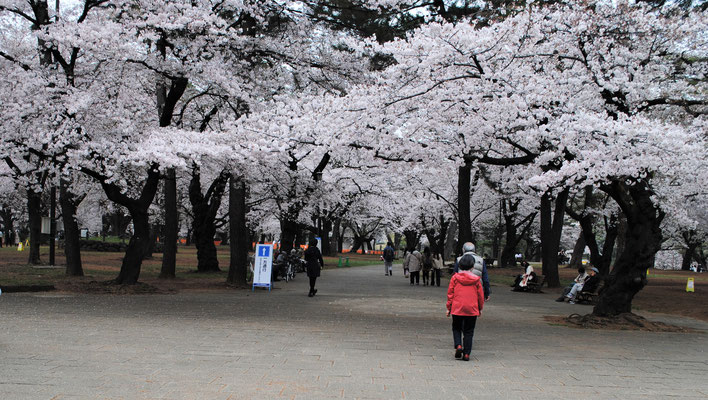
[253,244,273,291]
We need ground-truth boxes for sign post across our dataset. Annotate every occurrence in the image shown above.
[253,244,273,291]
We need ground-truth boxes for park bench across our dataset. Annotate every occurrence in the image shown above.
[575,281,604,305]
[525,275,545,293]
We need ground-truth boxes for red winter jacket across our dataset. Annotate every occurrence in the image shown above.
[447,271,484,316]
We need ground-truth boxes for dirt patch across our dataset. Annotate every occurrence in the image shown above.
[491,266,708,322]
[633,277,708,322]
[544,313,697,333]
[55,279,175,295]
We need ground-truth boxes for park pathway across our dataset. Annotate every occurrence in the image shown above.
[1,264,707,399]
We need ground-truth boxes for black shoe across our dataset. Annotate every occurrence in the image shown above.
[313,289,317,296]
[462,354,470,362]
[454,345,463,359]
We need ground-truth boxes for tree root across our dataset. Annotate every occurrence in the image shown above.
[555,312,694,332]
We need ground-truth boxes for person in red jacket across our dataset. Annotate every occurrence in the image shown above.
[446,254,485,361]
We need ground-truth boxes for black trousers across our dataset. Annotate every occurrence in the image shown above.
[309,276,317,293]
[409,271,420,285]
[433,269,441,286]
[451,315,478,356]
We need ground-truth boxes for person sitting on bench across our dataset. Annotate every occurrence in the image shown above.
[512,262,537,291]
[556,267,587,302]
[561,266,600,304]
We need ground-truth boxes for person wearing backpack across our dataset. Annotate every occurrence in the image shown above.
[382,241,395,276]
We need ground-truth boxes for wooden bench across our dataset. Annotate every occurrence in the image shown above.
[575,281,604,304]
[525,275,545,293]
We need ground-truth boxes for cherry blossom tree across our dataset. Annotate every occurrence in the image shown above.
[342,1,708,315]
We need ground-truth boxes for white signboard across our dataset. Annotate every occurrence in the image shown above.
[41,217,51,234]
[253,244,273,291]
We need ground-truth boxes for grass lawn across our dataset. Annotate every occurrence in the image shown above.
[0,245,384,288]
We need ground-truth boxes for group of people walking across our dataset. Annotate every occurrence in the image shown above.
[399,245,444,286]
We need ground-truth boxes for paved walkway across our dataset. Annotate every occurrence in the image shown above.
[1,264,707,399]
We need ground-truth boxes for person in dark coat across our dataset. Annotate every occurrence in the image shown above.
[304,238,324,297]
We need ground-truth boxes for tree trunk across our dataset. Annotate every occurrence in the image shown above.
[227,177,249,286]
[457,161,472,251]
[681,231,700,271]
[500,213,517,267]
[612,213,627,269]
[193,219,219,271]
[444,221,456,260]
[1,205,15,247]
[434,216,449,256]
[598,214,619,276]
[349,235,365,253]
[27,190,42,265]
[681,245,697,271]
[337,224,345,253]
[540,189,568,288]
[332,218,341,253]
[594,181,664,316]
[143,224,158,259]
[293,227,304,250]
[320,218,332,256]
[280,218,298,254]
[189,167,229,273]
[59,181,83,276]
[116,207,151,284]
[83,165,161,284]
[49,186,56,266]
[185,227,193,246]
[568,231,585,269]
[160,168,178,279]
[403,229,420,251]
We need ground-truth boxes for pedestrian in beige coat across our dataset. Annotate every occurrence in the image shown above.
[404,248,423,285]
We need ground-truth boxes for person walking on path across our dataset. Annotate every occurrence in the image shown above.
[446,254,484,362]
[454,242,490,301]
[404,247,423,285]
[422,247,434,286]
[382,242,395,276]
[431,251,443,287]
[304,239,324,297]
